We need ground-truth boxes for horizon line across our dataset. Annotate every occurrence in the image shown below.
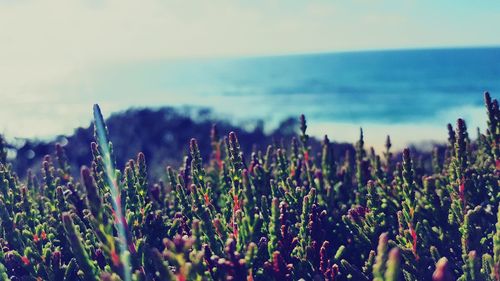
[115,44,500,64]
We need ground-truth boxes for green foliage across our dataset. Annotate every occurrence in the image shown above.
[0,92,498,281]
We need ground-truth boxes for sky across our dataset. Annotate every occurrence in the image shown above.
[0,0,499,146]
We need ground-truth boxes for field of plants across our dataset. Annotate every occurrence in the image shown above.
[0,92,498,281]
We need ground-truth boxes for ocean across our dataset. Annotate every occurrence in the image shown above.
[4,47,500,150]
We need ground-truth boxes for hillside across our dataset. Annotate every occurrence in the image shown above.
[10,107,353,179]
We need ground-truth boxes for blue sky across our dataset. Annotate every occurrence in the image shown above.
[0,0,499,140]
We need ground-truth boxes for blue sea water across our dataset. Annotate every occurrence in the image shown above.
[81,47,500,149]
[7,47,500,150]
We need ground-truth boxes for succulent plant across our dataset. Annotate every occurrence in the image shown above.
[0,92,498,281]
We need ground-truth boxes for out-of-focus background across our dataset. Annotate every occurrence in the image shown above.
[1,1,499,175]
